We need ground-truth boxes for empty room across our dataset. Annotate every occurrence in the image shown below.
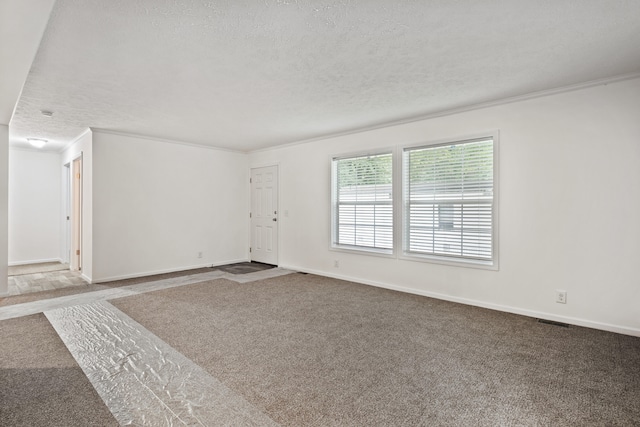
[1,1,639,426]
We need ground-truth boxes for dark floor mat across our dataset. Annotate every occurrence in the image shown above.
[213,262,275,275]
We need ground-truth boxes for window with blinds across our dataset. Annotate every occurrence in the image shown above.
[403,137,494,263]
[332,153,393,252]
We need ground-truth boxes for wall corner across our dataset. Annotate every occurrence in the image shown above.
[0,125,9,295]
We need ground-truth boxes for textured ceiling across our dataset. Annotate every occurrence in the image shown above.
[9,0,640,152]
[0,0,55,125]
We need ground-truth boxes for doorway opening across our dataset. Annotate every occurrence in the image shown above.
[6,154,84,296]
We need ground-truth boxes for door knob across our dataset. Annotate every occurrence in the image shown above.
[273,218,277,222]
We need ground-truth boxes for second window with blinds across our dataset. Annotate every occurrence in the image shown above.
[403,136,495,265]
[331,133,497,268]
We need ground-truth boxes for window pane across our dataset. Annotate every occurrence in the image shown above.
[404,138,494,261]
[333,153,393,251]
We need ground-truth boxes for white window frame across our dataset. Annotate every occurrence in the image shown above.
[400,132,499,270]
[330,150,395,256]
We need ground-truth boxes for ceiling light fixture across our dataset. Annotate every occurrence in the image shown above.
[27,138,48,148]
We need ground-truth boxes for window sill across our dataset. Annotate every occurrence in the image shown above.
[330,245,395,259]
[399,252,499,271]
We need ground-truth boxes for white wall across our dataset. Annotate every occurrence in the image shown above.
[61,129,93,282]
[249,77,640,336]
[91,131,248,282]
[8,148,61,264]
[0,125,8,296]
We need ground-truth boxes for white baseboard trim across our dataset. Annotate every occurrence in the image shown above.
[81,273,92,284]
[9,258,63,266]
[92,259,249,284]
[280,264,640,338]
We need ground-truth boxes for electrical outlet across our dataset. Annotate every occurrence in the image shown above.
[334,260,339,268]
[197,251,203,259]
[556,290,567,304]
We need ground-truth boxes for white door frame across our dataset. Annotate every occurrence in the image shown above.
[249,164,279,265]
[62,163,71,264]
[70,154,83,271]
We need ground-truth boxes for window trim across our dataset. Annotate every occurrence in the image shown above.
[327,132,499,271]
[399,131,500,270]
[330,149,396,256]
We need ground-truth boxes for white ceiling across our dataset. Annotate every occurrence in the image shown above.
[0,0,55,125]
[7,0,640,152]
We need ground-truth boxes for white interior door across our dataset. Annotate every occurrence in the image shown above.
[251,166,278,265]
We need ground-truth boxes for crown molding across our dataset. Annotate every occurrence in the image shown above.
[250,72,640,154]
[90,128,245,154]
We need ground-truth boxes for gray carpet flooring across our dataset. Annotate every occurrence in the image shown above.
[2,270,639,426]
[0,314,118,426]
[108,273,640,426]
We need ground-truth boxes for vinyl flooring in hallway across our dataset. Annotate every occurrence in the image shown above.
[7,263,86,296]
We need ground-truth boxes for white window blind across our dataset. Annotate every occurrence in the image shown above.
[332,153,393,252]
[403,138,494,262]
